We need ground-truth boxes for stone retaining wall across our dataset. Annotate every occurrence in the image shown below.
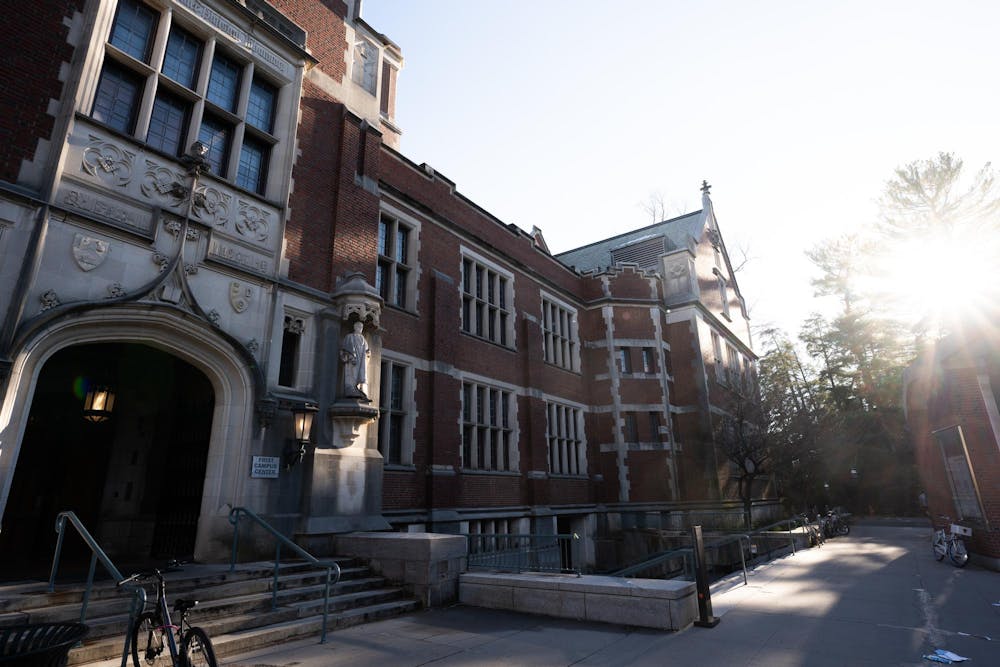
[460,572,697,630]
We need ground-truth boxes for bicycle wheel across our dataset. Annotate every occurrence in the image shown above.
[131,612,172,666]
[933,534,946,561]
[182,626,218,667]
[949,539,969,568]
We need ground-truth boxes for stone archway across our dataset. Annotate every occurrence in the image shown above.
[0,306,258,572]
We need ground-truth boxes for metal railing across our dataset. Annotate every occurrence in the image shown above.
[611,545,693,579]
[465,533,581,576]
[611,515,809,585]
[228,507,341,643]
[49,511,146,667]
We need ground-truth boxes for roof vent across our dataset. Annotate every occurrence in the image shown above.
[610,236,665,270]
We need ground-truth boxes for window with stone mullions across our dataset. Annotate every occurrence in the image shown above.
[378,361,408,464]
[462,382,513,471]
[547,403,584,475]
[542,298,577,371]
[462,258,510,346]
[90,0,280,196]
[376,215,411,308]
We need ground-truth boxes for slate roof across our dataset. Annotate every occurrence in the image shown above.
[554,210,704,273]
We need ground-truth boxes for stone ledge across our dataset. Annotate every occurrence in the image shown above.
[332,532,467,607]
[459,572,697,630]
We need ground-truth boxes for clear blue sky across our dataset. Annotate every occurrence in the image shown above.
[361,0,998,337]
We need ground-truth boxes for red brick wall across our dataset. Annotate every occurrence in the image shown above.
[0,0,81,185]
[269,0,348,81]
[907,349,1000,560]
[627,451,674,502]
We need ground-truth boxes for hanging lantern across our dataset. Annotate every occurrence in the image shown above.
[83,385,115,422]
[292,403,318,444]
[284,403,319,469]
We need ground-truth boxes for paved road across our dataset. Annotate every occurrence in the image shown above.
[226,524,999,666]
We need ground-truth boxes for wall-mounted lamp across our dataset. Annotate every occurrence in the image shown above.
[284,402,318,468]
[83,385,116,423]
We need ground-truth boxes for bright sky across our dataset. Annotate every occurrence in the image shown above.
[361,0,998,338]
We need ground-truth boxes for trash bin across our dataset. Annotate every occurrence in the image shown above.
[0,623,89,667]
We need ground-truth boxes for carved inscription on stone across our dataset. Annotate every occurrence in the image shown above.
[174,0,293,77]
[62,189,143,231]
[207,238,270,275]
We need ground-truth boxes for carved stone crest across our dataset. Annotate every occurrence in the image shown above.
[229,281,253,313]
[72,233,109,271]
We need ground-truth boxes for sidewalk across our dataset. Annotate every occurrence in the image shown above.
[224,524,999,666]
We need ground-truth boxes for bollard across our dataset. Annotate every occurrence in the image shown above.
[690,525,720,627]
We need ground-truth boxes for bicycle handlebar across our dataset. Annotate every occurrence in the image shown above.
[116,560,187,587]
[116,570,162,587]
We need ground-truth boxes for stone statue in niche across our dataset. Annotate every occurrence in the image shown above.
[339,321,370,399]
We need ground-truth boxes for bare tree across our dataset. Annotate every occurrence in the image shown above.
[639,191,689,223]
[715,396,772,530]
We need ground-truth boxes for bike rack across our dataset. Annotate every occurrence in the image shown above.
[228,507,342,644]
[49,510,147,667]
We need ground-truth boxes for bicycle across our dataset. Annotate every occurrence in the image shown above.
[825,509,850,537]
[932,517,970,568]
[117,567,218,667]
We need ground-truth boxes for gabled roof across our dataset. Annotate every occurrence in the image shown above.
[554,210,704,272]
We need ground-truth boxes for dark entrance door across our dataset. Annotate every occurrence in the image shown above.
[0,343,214,580]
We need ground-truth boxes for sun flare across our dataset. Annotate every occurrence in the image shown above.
[869,233,996,331]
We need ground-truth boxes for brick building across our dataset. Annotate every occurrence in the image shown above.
[904,324,1000,569]
[0,0,764,575]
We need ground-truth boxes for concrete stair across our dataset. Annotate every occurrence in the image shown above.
[0,560,420,665]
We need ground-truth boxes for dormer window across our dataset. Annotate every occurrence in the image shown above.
[352,38,378,94]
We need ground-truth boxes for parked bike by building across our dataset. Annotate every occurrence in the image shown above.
[117,564,218,667]
[823,509,850,537]
[932,516,970,568]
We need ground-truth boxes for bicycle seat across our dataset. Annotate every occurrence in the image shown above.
[173,598,198,613]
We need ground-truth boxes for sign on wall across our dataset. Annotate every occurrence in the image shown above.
[251,456,280,479]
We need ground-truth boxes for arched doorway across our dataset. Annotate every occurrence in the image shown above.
[0,342,214,578]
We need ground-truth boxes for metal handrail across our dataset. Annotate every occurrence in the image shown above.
[228,506,341,643]
[49,511,147,667]
[465,533,581,575]
[611,546,693,579]
[611,515,809,582]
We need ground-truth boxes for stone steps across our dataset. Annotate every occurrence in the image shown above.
[0,559,420,666]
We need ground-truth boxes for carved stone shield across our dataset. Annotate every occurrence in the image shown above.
[230,281,253,313]
[72,233,109,271]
